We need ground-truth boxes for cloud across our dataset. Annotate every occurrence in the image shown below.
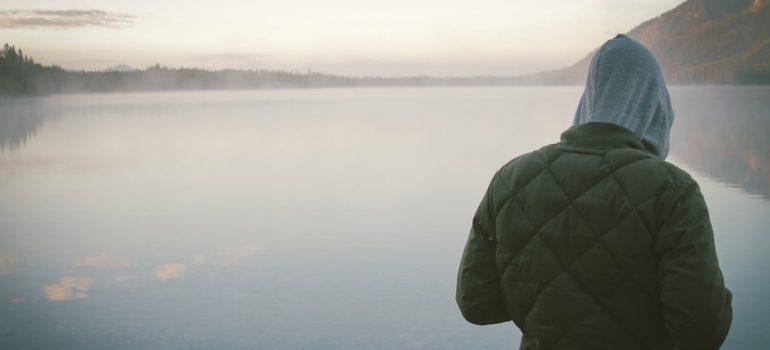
[155,263,187,281]
[42,276,94,302]
[0,9,135,29]
[0,255,14,275]
[184,53,275,62]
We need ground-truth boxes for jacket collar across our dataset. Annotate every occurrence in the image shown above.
[560,122,648,153]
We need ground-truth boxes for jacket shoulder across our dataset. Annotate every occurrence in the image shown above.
[656,160,698,191]
[493,144,700,212]
[492,144,562,198]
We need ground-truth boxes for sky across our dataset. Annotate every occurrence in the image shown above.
[0,0,685,76]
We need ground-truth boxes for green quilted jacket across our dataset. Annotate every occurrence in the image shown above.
[456,122,732,350]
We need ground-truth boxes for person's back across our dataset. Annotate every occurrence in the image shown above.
[456,35,732,350]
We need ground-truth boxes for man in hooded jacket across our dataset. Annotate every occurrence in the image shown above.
[456,35,733,350]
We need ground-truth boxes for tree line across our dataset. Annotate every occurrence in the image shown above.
[0,44,531,96]
[3,43,768,97]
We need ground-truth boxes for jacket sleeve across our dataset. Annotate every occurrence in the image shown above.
[456,173,511,325]
[656,182,732,350]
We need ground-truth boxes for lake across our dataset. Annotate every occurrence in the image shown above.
[1,86,768,349]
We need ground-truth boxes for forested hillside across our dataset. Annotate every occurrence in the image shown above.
[531,0,770,84]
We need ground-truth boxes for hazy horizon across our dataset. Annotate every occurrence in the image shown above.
[1,0,685,77]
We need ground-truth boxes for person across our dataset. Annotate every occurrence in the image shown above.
[455,34,733,350]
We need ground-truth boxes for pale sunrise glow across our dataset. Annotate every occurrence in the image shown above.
[0,0,685,76]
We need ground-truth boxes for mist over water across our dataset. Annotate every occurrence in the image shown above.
[0,86,768,349]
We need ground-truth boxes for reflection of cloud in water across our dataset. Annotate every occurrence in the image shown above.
[155,263,187,280]
[192,244,260,267]
[0,255,14,275]
[42,276,94,302]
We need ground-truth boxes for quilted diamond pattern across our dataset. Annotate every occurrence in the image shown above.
[458,123,732,350]
[494,146,673,350]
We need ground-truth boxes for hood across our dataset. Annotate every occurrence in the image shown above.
[573,34,674,159]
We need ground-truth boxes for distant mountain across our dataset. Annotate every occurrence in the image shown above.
[102,64,135,72]
[522,0,770,85]
[3,1,769,97]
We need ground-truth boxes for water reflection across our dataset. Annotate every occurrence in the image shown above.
[0,100,48,152]
[0,255,14,275]
[670,87,770,199]
[0,87,767,349]
[75,254,135,269]
[192,245,260,267]
[2,88,767,198]
[154,263,187,281]
[111,275,133,282]
[42,276,94,302]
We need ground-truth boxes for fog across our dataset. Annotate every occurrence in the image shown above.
[1,1,685,76]
[1,86,769,349]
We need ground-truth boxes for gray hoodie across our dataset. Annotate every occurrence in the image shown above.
[573,34,674,159]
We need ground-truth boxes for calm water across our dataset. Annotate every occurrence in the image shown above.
[1,87,768,349]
